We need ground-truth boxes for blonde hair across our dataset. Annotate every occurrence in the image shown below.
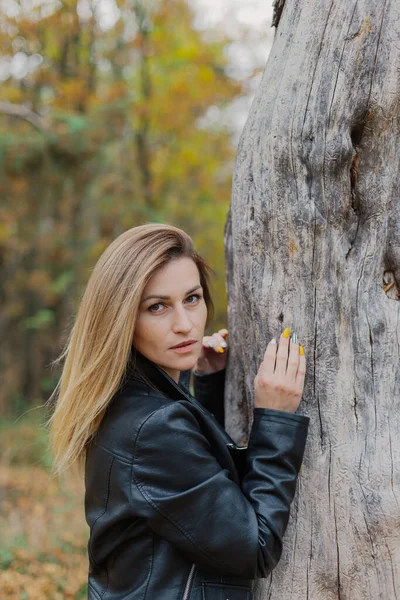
[47,223,214,475]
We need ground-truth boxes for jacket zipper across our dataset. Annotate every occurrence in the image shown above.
[182,563,196,600]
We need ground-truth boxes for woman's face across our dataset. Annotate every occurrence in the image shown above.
[133,257,208,383]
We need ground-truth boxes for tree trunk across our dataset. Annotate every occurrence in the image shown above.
[225,1,400,598]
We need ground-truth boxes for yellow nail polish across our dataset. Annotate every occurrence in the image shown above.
[299,345,305,355]
[283,327,291,338]
[216,346,225,353]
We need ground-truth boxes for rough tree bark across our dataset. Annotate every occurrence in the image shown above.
[225,1,400,598]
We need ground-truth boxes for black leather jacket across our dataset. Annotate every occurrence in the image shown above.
[85,350,309,600]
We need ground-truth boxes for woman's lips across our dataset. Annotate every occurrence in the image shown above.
[170,341,197,353]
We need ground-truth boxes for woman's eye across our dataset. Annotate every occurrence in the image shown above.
[148,294,201,313]
[186,294,201,304]
[148,303,164,313]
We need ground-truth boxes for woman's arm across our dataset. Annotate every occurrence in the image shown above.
[131,400,309,579]
[191,328,228,426]
[192,368,226,426]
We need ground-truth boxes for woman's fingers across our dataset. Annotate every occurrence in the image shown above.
[204,328,303,381]
[295,348,306,393]
[254,328,306,412]
[203,336,214,348]
[258,329,303,381]
[260,338,278,376]
[274,328,291,377]
[286,337,300,382]
[215,329,228,350]
[203,330,228,353]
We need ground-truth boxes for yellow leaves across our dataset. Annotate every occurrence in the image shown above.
[60,11,78,28]
[175,44,198,62]
[54,80,89,110]
[170,78,190,96]
[104,81,129,103]
[0,0,249,408]
[9,176,29,195]
[87,238,110,262]
[180,147,198,166]
[10,267,58,313]
[198,65,215,85]
[0,84,24,104]
[25,269,52,293]
[0,555,87,599]
[0,449,88,598]
[0,222,14,244]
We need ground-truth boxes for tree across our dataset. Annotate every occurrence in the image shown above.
[0,0,251,413]
[225,1,400,598]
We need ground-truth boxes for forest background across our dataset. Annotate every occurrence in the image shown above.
[0,0,272,597]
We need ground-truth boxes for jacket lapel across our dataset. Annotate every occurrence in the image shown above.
[129,349,248,484]
[130,349,191,401]
[130,349,239,447]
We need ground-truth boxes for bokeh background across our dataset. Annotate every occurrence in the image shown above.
[0,1,272,596]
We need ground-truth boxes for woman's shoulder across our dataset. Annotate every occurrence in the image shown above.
[89,379,204,464]
[89,383,172,461]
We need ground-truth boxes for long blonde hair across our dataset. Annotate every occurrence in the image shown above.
[47,223,214,475]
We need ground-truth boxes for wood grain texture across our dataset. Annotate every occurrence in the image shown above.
[225,1,400,598]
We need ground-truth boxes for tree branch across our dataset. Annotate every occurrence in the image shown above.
[0,102,50,132]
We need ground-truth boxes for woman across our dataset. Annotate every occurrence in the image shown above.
[49,223,309,600]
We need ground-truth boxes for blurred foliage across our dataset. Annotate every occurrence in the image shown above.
[0,411,50,468]
[0,411,88,598]
[0,0,255,414]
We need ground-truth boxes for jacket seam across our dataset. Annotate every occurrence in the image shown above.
[96,443,133,465]
[89,456,114,598]
[132,402,240,576]
[94,398,220,465]
[133,476,239,576]
[143,531,155,600]
[94,396,174,466]
[129,461,154,600]
[88,581,103,600]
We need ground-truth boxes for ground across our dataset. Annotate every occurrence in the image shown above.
[0,414,88,599]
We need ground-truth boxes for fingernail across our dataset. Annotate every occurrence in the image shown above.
[299,345,305,355]
[220,341,228,348]
[220,329,228,337]
[216,346,225,353]
[282,327,291,338]
[292,332,298,344]
[270,338,277,344]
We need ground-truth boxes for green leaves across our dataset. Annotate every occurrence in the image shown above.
[1,0,245,411]
[22,310,55,331]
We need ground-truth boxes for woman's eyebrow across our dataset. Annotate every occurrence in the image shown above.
[141,285,202,303]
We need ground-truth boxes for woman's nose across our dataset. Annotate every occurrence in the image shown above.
[172,308,192,332]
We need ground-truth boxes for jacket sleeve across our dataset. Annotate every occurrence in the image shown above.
[192,368,226,426]
[131,401,309,578]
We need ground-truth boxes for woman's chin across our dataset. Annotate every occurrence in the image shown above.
[174,356,198,370]
[167,353,199,372]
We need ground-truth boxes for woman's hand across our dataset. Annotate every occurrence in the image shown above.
[194,328,229,375]
[254,327,306,413]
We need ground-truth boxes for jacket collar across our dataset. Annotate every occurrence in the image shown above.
[126,348,240,449]
[127,348,192,401]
